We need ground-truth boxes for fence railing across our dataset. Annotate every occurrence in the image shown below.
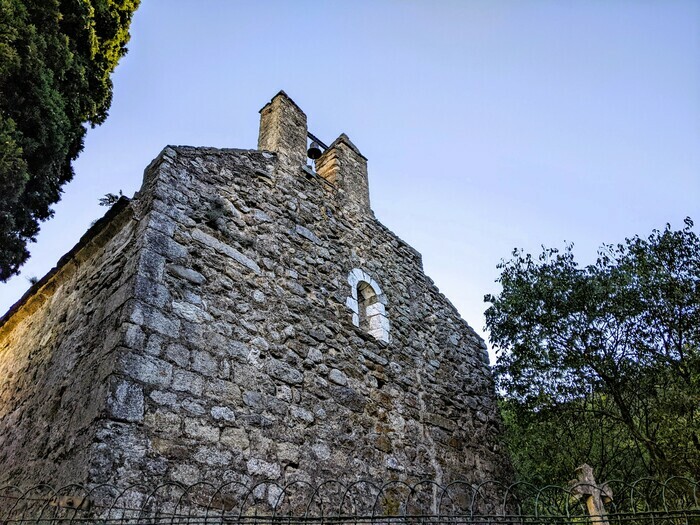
[1,474,698,525]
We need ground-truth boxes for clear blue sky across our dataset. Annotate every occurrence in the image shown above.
[1,1,698,359]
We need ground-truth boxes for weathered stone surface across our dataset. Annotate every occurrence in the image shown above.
[191,350,218,377]
[290,406,314,423]
[165,343,190,368]
[107,380,145,422]
[0,201,138,486]
[265,359,304,385]
[210,406,236,423]
[247,457,281,478]
[0,92,510,501]
[172,369,205,395]
[172,301,213,323]
[168,264,206,285]
[193,446,232,466]
[150,390,178,407]
[312,442,332,461]
[295,224,320,244]
[192,229,260,274]
[184,417,220,442]
[328,368,348,386]
[129,302,180,337]
[220,427,249,450]
[171,463,200,485]
[122,353,173,388]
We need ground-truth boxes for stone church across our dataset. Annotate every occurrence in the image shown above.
[0,92,508,500]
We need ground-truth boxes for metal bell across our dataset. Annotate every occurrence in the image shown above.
[307,141,323,160]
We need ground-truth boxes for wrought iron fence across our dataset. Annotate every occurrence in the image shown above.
[1,477,698,525]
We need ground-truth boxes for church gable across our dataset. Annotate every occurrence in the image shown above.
[0,92,509,504]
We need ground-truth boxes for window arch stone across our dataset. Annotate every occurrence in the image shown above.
[346,268,390,343]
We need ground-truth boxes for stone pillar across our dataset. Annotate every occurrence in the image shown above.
[315,134,371,216]
[258,91,307,171]
[570,464,613,525]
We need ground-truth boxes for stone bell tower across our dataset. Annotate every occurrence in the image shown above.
[258,91,308,172]
[259,91,371,216]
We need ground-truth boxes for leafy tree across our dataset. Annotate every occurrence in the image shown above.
[0,0,140,281]
[486,219,700,484]
[499,395,651,486]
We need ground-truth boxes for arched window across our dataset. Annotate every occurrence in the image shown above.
[347,269,390,343]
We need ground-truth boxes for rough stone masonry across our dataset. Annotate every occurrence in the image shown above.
[0,92,510,507]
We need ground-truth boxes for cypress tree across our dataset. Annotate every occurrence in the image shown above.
[0,0,140,280]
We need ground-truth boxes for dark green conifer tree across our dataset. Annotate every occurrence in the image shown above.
[0,0,140,280]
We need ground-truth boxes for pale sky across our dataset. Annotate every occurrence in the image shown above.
[1,1,698,361]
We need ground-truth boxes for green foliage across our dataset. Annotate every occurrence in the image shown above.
[98,189,122,207]
[0,0,140,281]
[486,219,700,484]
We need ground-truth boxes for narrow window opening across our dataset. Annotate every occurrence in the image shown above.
[357,281,378,332]
[346,268,390,344]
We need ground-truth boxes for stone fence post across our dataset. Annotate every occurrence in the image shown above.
[570,464,613,525]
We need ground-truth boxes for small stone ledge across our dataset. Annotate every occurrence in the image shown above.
[191,228,261,274]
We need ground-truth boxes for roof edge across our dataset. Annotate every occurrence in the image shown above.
[258,90,306,116]
[328,133,367,160]
[0,197,133,330]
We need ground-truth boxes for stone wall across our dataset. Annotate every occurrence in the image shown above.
[96,119,507,496]
[0,200,138,486]
[0,92,509,510]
